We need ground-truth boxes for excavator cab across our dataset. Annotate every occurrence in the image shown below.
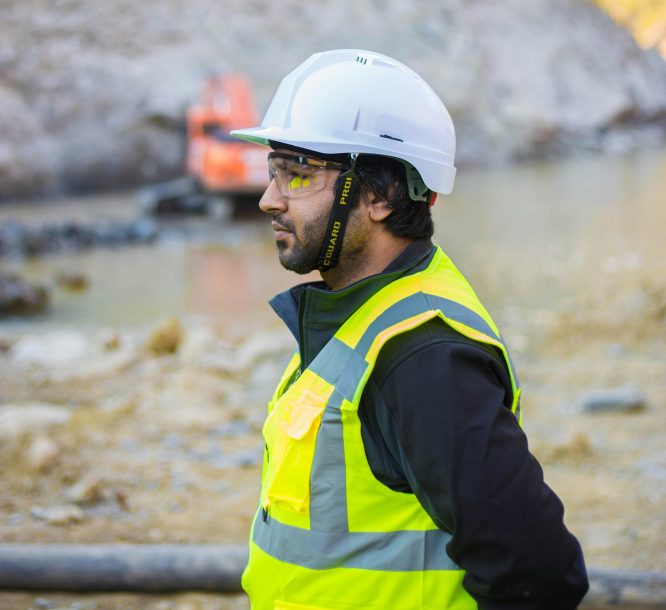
[186,75,268,194]
[139,74,268,217]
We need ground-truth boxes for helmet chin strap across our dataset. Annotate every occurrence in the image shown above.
[317,154,360,272]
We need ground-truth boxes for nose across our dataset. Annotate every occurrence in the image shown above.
[259,179,287,215]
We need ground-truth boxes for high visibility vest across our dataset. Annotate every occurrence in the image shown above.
[243,246,521,610]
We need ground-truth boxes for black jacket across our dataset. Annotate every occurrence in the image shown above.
[269,239,589,609]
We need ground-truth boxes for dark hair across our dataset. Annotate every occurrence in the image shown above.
[355,155,434,240]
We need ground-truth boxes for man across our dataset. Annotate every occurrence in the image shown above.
[232,49,588,610]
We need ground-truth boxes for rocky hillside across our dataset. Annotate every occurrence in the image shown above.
[2,0,666,199]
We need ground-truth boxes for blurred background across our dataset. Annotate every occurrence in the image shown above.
[1,1,665,609]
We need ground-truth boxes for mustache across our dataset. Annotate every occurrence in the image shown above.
[273,215,295,232]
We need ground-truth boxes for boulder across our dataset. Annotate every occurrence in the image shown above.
[26,435,62,472]
[55,268,90,291]
[145,317,184,356]
[0,403,71,440]
[0,273,50,315]
[580,384,648,413]
[10,330,90,367]
[29,504,85,526]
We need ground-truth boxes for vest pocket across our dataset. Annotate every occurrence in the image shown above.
[262,372,333,513]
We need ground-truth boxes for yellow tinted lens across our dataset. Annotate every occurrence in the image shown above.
[287,174,312,192]
[269,156,326,196]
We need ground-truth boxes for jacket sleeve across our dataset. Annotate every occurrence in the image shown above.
[366,324,589,609]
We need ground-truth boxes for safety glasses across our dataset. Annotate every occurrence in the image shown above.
[267,152,347,197]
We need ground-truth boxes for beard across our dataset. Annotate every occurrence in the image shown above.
[275,213,328,274]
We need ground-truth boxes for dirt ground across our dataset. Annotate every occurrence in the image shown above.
[1,160,665,609]
[1,262,665,610]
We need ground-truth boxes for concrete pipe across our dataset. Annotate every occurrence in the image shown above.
[582,567,666,609]
[1,544,666,608]
[0,544,247,592]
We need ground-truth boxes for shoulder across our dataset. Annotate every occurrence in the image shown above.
[371,317,513,406]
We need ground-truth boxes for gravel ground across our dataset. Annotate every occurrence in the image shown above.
[1,150,665,609]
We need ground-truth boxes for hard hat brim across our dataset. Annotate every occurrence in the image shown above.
[231,126,456,195]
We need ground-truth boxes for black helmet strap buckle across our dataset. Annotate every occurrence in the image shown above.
[317,153,360,272]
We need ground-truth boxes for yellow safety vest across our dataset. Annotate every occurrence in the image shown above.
[244,246,521,610]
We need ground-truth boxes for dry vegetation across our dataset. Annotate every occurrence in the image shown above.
[595,0,666,55]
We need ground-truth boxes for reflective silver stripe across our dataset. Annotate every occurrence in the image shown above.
[499,332,522,417]
[355,293,500,359]
[310,389,348,533]
[308,338,368,402]
[260,286,509,573]
[427,294,501,342]
[253,512,459,572]
[309,341,368,533]
[308,297,504,396]
[352,293,519,416]
[499,332,521,390]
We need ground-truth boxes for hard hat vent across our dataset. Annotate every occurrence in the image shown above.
[355,55,368,65]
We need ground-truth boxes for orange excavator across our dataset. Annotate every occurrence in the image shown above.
[139,74,269,216]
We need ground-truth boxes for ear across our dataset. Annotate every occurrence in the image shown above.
[362,188,394,223]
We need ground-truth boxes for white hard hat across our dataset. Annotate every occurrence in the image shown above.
[231,49,457,194]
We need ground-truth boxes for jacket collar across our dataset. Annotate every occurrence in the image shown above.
[270,239,435,368]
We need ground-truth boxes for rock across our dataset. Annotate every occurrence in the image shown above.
[55,268,89,291]
[0,218,161,258]
[29,221,95,254]
[30,504,85,526]
[0,332,16,353]
[47,346,138,384]
[0,403,71,439]
[1,0,666,199]
[0,221,26,256]
[198,350,244,375]
[210,420,252,438]
[66,476,130,512]
[145,317,184,355]
[99,328,122,351]
[26,435,61,472]
[11,330,90,367]
[0,84,60,198]
[580,384,647,413]
[127,217,158,243]
[537,432,593,464]
[179,325,222,363]
[231,447,263,468]
[235,327,294,369]
[8,327,136,383]
[7,513,23,526]
[66,475,105,505]
[198,329,292,377]
[88,221,131,246]
[157,404,225,430]
[0,272,50,315]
